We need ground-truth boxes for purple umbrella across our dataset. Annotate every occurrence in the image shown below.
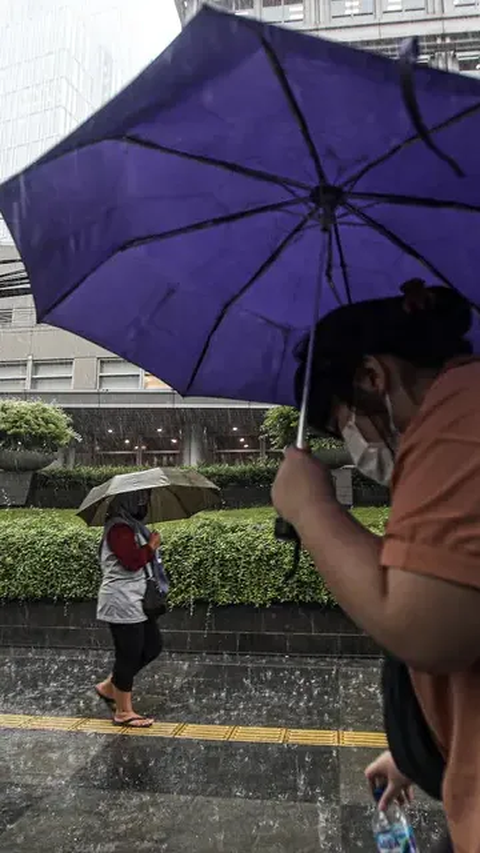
[1,6,480,408]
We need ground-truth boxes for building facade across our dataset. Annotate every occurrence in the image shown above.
[0,3,267,469]
[2,0,476,470]
[0,1,115,188]
[0,249,269,468]
[176,0,480,73]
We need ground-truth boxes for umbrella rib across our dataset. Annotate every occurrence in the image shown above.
[119,134,311,192]
[184,210,316,395]
[325,229,342,306]
[168,488,191,519]
[259,36,326,186]
[343,200,480,311]
[348,190,480,214]
[343,100,480,190]
[39,198,309,320]
[332,221,353,305]
[120,197,310,249]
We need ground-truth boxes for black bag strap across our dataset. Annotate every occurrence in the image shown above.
[382,654,445,801]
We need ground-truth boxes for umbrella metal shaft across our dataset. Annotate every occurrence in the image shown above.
[296,259,324,449]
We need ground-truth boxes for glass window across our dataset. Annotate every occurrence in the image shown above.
[262,0,284,21]
[331,0,349,15]
[98,359,141,391]
[286,2,305,20]
[144,373,171,391]
[31,360,73,390]
[262,0,305,22]
[0,361,27,391]
[331,0,373,14]
[0,308,13,327]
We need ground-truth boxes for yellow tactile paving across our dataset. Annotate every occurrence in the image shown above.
[24,716,84,732]
[0,714,34,729]
[0,712,387,748]
[230,726,286,744]
[286,728,339,747]
[75,719,123,735]
[176,724,235,741]
[339,730,388,748]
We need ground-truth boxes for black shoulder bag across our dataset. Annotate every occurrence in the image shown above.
[382,653,445,801]
[142,565,167,619]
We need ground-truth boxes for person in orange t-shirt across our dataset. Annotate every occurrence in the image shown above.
[272,279,480,853]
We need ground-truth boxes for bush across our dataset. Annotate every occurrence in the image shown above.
[0,400,78,453]
[261,405,344,452]
[34,461,280,492]
[0,508,388,605]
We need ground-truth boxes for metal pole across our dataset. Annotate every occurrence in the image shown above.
[295,256,325,449]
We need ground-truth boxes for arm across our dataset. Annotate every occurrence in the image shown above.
[107,524,154,572]
[273,444,480,674]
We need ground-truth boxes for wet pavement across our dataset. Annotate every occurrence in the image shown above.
[0,648,447,851]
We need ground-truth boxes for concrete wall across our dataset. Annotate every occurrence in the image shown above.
[179,0,480,68]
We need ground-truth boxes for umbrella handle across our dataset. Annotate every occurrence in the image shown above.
[274,393,309,547]
[273,309,313,546]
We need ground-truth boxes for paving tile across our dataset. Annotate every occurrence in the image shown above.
[0,783,42,835]
[71,737,340,804]
[0,730,106,786]
[0,790,340,853]
[338,660,383,732]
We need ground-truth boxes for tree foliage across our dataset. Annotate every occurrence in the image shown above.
[261,406,344,452]
[0,400,79,453]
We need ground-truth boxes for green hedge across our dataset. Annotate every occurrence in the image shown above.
[36,462,280,492]
[0,508,389,606]
[36,461,388,495]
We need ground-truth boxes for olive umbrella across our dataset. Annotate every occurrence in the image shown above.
[77,467,220,527]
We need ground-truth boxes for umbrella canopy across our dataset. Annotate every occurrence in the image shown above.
[77,467,220,527]
[1,7,480,406]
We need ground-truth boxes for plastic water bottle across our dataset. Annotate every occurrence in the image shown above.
[372,785,419,852]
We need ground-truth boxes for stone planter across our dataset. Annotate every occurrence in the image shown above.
[0,449,55,472]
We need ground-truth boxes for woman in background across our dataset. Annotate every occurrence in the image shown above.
[95,490,166,728]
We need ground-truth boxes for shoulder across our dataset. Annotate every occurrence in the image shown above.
[402,361,480,449]
[422,360,480,408]
[106,522,135,540]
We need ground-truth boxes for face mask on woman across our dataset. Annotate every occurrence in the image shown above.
[340,395,399,487]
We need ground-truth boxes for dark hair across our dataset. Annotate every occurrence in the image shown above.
[295,281,473,434]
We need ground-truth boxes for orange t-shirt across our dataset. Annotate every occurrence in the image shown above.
[381,359,480,853]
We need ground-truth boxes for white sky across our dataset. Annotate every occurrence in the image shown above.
[85,0,182,83]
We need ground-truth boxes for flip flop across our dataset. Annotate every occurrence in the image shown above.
[95,686,116,711]
[112,716,154,729]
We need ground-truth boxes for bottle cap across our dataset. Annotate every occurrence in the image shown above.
[372,785,386,804]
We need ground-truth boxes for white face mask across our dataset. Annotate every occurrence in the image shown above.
[340,397,398,487]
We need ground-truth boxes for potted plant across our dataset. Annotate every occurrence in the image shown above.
[0,400,80,472]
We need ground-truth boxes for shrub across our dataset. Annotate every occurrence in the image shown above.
[34,461,280,493]
[0,508,388,605]
[0,400,78,453]
[261,405,344,452]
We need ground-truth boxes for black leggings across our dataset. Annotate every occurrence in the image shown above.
[109,620,162,693]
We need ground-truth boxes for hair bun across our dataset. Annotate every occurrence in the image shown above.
[400,278,435,313]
